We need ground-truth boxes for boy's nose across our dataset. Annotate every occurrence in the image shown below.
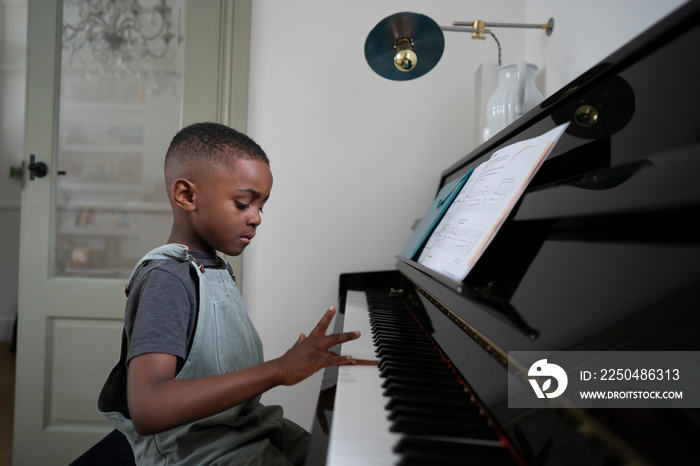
[248,211,262,226]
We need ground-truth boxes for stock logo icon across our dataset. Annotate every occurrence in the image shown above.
[528,359,568,399]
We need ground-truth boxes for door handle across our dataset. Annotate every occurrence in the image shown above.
[10,156,66,183]
[28,154,48,180]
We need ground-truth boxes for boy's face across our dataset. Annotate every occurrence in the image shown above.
[191,158,273,256]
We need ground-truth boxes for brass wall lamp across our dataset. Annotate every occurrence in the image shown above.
[364,12,445,81]
[365,12,554,80]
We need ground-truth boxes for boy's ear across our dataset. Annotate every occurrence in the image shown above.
[171,178,198,212]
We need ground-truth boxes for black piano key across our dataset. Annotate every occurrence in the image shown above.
[377,354,456,375]
[395,437,517,466]
[374,342,436,353]
[372,330,427,340]
[374,340,434,350]
[370,319,420,329]
[376,356,447,368]
[390,414,498,440]
[371,321,412,328]
[381,371,457,388]
[378,361,446,372]
[378,361,449,375]
[387,403,483,423]
[384,397,478,413]
[379,354,434,364]
[373,330,424,338]
[376,348,438,359]
[370,321,416,329]
[373,328,420,336]
[383,383,471,402]
[374,344,440,356]
[368,305,405,312]
[377,357,447,368]
[375,347,443,360]
[381,377,466,392]
[370,320,421,330]
[371,326,422,335]
[377,350,440,361]
[377,360,447,374]
[377,358,446,370]
[378,359,446,372]
[379,362,455,377]
[384,385,473,402]
[371,324,421,333]
[373,335,430,346]
[369,308,409,314]
[373,347,438,358]
[372,327,424,337]
[369,309,408,316]
[369,311,418,325]
[374,336,428,346]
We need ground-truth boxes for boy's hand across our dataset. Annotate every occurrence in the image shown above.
[277,306,360,386]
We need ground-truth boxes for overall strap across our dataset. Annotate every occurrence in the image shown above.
[124,244,202,297]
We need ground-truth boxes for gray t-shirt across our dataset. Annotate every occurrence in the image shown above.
[124,249,223,371]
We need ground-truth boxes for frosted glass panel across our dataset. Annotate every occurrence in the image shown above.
[55,0,185,278]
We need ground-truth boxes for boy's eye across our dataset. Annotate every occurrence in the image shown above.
[236,200,265,214]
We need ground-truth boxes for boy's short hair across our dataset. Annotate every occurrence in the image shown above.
[164,122,269,187]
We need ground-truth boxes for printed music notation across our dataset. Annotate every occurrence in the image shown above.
[417,124,569,282]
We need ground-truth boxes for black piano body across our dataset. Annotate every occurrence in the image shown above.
[307,2,700,465]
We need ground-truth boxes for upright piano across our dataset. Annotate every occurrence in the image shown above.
[306,2,700,465]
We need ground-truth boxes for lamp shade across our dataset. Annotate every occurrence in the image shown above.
[364,12,445,81]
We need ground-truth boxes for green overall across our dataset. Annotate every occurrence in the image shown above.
[98,244,309,465]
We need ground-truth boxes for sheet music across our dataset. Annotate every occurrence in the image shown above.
[418,124,568,282]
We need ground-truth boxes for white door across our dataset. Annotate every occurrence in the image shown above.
[13,1,251,464]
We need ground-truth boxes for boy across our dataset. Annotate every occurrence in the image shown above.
[98,122,360,465]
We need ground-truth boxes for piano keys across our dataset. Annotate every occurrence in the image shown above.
[326,288,520,466]
[325,290,400,466]
[306,2,700,465]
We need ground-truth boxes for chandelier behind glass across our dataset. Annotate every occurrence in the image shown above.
[62,0,182,76]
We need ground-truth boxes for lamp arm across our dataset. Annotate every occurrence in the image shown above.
[441,26,488,34]
[450,18,554,36]
[449,18,554,36]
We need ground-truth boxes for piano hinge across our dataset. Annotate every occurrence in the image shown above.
[405,276,509,368]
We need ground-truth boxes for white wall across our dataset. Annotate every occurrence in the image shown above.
[526,0,688,97]
[243,0,689,431]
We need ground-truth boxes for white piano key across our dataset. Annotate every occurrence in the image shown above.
[338,290,377,361]
[326,290,401,466]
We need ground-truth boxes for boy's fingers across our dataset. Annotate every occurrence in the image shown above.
[308,306,337,337]
[305,307,361,349]
[323,331,361,348]
[334,354,357,366]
